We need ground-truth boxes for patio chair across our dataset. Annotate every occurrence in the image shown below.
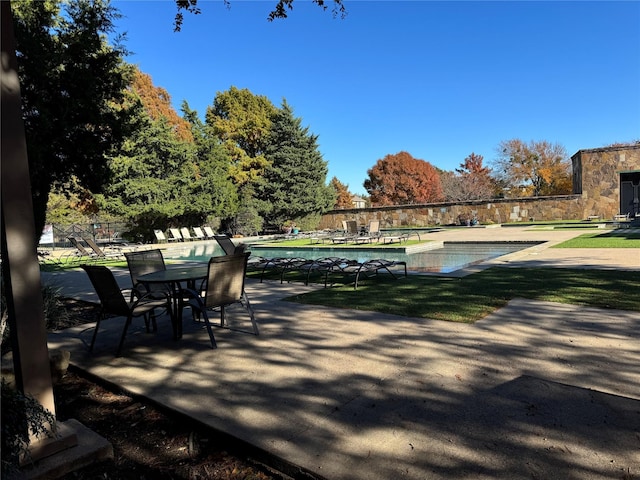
[124,249,170,301]
[81,265,173,356]
[192,227,207,240]
[168,228,183,242]
[180,227,195,242]
[178,252,259,349]
[203,226,216,239]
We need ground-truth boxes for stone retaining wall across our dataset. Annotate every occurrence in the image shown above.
[318,195,584,229]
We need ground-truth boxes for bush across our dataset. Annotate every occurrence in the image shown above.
[1,286,69,355]
[1,380,57,478]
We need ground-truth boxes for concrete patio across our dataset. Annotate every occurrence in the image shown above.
[41,226,640,479]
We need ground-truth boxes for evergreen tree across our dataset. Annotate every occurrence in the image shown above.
[12,0,135,236]
[258,100,335,228]
[182,102,239,223]
[96,113,192,238]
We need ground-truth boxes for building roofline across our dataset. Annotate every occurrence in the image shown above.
[571,144,640,159]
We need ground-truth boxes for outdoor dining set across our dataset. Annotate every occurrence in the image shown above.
[82,244,259,357]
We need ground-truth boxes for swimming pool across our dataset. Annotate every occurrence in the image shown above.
[163,241,541,274]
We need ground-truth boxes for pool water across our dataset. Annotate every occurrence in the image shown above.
[164,241,540,274]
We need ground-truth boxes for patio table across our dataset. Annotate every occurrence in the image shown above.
[138,265,208,339]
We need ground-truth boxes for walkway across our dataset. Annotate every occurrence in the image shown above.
[43,226,640,479]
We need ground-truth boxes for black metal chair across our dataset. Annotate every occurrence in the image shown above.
[82,265,173,356]
[178,252,259,349]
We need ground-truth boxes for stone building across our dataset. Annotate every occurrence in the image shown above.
[571,144,640,219]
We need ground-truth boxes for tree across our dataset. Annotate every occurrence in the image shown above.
[45,178,98,225]
[97,113,192,236]
[329,177,353,209]
[206,86,277,186]
[100,104,239,242]
[181,101,239,223]
[12,0,136,237]
[364,151,443,206]
[257,100,335,228]
[131,67,193,142]
[493,139,572,197]
[173,0,346,31]
[444,153,495,201]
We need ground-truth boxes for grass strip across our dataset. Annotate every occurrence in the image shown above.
[282,267,640,323]
[553,231,640,248]
[39,258,128,271]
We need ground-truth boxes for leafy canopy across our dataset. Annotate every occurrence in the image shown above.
[493,139,572,197]
[364,151,444,206]
[441,152,495,202]
[330,177,353,209]
[206,86,277,186]
[12,0,136,236]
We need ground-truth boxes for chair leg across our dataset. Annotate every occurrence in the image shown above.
[116,314,133,357]
[220,306,227,327]
[89,313,103,351]
[202,309,217,349]
[149,310,158,332]
[241,291,259,335]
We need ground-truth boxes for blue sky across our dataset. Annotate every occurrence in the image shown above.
[112,1,640,195]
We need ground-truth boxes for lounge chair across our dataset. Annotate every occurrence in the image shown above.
[154,230,168,243]
[62,236,97,264]
[180,227,195,242]
[82,236,125,260]
[322,258,407,289]
[211,235,269,273]
[168,228,183,242]
[178,252,259,348]
[364,220,381,241]
[380,233,409,244]
[214,235,244,255]
[81,265,173,356]
[192,227,207,240]
[308,230,333,244]
[331,220,359,244]
[203,226,216,239]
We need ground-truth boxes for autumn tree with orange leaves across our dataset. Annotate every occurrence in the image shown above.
[330,176,354,208]
[493,139,572,197]
[131,67,193,142]
[364,151,443,206]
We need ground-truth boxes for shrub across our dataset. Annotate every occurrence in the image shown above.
[1,380,57,478]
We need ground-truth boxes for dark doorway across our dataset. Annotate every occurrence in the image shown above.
[620,171,640,217]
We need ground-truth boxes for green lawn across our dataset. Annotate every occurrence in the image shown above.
[39,258,128,271]
[282,267,640,323]
[553,230,640,248]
